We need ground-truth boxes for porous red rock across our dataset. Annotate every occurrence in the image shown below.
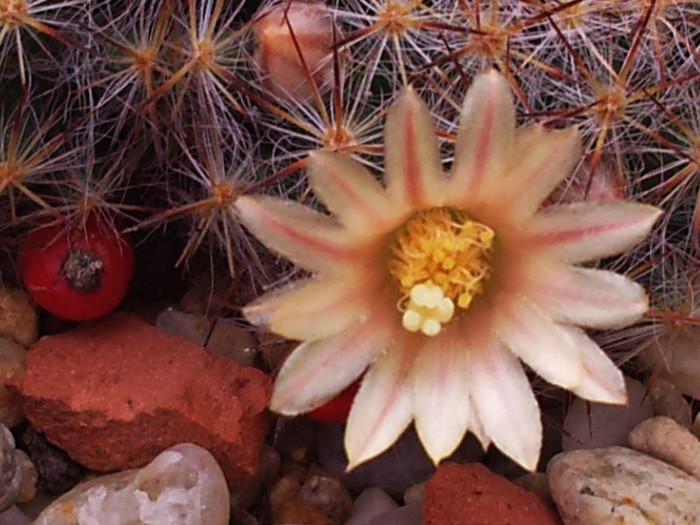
[423,462,562,525]
[8,312,271,492]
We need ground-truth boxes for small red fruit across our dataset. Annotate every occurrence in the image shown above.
[19,215,135,321]
[309,380,360,424]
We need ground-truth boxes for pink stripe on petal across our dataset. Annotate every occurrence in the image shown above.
[270,275,378,341]
[470,336,542,471]
[524,202,662,263]
[413,330,471,464]
[271,316,394,416]
[521,262,648,329]
[345,339,416,469]
[449,71,515,205]
[236,195,360,272]
[308,151,401,232]
[385,87,445,209]
[498,126,581,219]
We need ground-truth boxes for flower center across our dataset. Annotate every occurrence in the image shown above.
[388,207,495,336]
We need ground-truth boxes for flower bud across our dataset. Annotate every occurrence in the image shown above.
[253,2,339,101]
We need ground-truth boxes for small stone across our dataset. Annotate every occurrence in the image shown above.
[0,426,22,512]
[9,313,271,493]
[693,412,700,441]
[32,443,230,525]
[269,476,331,525]
[0,289,37,349]
[345,488,398,525]
[21,427,83,495]
[402,483,424,507]
[12,452,35,504]
[0,506,31,525]
[512,472,552,503]
[298,475,352,523]
[363,504,422,525]
[648,377,692,427]
[423,463,561,525]
[273,497,333,525]
[155,309,211,346]
[562,376,653,451]
[0,339,26,428]
[206,318,258,367]
[628,416,700,479]
[548,446,700,524]
[638,328,700,399]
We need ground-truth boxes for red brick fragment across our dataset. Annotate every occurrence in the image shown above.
[9,312,271,493]
[423,462,562,525]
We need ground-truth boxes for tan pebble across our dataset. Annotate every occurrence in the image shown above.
[273,497,334,525]
[629,416,700,479]
[269,476,301,511]
[299,475,352,523]
[14,450,37,503]
[0,288,37,348]
[0,338,26,428]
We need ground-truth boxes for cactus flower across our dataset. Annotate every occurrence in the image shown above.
[236,70,661,470]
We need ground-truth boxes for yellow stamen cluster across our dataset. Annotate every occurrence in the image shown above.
[389,208,495,336]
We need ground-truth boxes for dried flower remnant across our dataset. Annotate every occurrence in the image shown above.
[253,2,337,101]
[236,71,661,471]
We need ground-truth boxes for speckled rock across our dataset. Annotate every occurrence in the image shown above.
[0,426,22,512]
[0,289,37,349]
[33,443,230,525]
[9,312,271,492]
[629,416,700,479]
[423,462,561,525]
[548,446,700,524]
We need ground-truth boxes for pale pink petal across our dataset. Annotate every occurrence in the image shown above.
[449,70,515,204]
[498,125,581,219]
[561,326,627,404]
[345,342,415,469]
[268,276,378,341]
[307,151,402,233]
[384,87,447,209]
[413,330,471,464]
[492,293,583,389]
[523,202,662,263]
[470,335,542,471]
[521,261,648,329]
[270,318,394,415]
[243,278,313,327]
[236,195,360,273]
[466,403,490,451]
